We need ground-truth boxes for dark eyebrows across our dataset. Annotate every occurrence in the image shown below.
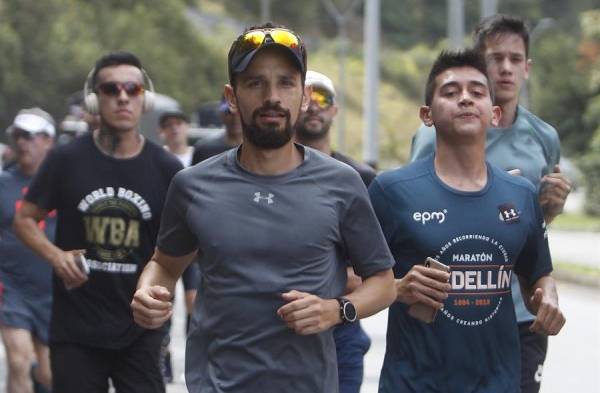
[439,81,460,91]
[469,80,489,90]
[439,80,489,91]
[238,72,263,83]
[487,50,525,59]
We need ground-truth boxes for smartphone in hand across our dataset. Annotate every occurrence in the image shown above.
[407,257,450,323]
[75,253,90,276]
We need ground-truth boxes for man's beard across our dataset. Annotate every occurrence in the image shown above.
[296,113,331,141]
[241,102,296,149]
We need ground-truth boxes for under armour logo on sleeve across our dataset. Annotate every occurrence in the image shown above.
[253,192,275,204]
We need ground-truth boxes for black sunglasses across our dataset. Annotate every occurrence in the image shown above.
[11,129,35,141]
[96,81,144,97]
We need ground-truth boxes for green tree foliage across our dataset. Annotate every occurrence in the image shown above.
[576,9,600,215]
[531,31,592,154]
[380,0,482,48]
[220,0,325,36]
[0,0,227,140]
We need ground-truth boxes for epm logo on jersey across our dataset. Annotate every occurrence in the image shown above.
[413,209,448,225]
[498,203,520,224]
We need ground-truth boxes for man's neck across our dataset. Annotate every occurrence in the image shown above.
[17,162,38,177]
[224,131,243,147]
[295,136,331,155]
[434,137,487,192]
[238,140,303,176]
[497,99,519,128]
[165,142,189,156]
[94,127,144,159]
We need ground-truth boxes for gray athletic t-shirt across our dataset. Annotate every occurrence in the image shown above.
[157,144,394,393]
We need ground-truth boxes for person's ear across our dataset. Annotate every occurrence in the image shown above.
[224,85,238,114]
[419,106,434,127]
[524,58,532,81]
[330,104,338,116]
[301,84,312,112]
[491,105,502,127]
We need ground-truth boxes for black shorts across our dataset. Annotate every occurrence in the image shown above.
[50,329,165,393]
[519,321,548,393]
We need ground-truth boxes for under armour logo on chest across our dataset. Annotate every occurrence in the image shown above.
[254,192,275,204]
[498,203,520,224]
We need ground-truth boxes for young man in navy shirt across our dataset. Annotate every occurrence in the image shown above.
[370,49,565,393]
[409,17,572,391]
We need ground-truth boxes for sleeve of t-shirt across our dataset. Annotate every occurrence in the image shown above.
[513,190,553,286]
[162,152,185,180]
[547,126,561,169]
[409,123,436,163]
[25,147,62,211]
[360,167,377,187]
[156,171,199,257]
[191,147,202,166]
[339,173,395,278]
[368,178,399,246]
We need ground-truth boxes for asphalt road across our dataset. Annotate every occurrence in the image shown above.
[548,229,600,268]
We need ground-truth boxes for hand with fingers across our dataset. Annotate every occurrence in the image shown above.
[539,165,572,223]
[277,290,340,335]
[131,286,173,329]
[51,249,89,289]
[529,288,566,336]
[396,264,451,310]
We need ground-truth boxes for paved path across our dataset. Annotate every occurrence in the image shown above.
[548,229,600,268]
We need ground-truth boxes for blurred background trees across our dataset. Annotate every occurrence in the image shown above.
[0,0,598,211]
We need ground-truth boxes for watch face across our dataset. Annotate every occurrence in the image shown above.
[343,302,357,322]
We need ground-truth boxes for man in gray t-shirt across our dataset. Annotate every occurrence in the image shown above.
[132,23,396,393]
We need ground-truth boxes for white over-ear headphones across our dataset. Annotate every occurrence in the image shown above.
[83,66,156,114]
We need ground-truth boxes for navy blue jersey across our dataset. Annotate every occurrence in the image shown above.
[369,156,552,393]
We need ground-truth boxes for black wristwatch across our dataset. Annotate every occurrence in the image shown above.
[336,297,357,324]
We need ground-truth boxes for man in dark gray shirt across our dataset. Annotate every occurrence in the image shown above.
[131,23,396,393]
[296,69,376,393]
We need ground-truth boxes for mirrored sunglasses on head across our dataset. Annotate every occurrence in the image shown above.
[310,89,334,109]
[232,28,303,66]
[96,81,144,97]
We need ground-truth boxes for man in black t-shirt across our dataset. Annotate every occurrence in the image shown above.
[191,96,243,165]
[14,52,182,393]
[296,70,376,393]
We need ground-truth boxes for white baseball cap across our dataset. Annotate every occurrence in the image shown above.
[305,70,336,98]
[6,107,56,137]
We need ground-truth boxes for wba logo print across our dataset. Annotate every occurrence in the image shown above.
[498,203,520,224]
[253,192,274,205]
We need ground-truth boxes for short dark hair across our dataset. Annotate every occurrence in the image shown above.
[424,49,493,106]
[473,14,530,57]
[227,22,307,87]
[91,51,143,88]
